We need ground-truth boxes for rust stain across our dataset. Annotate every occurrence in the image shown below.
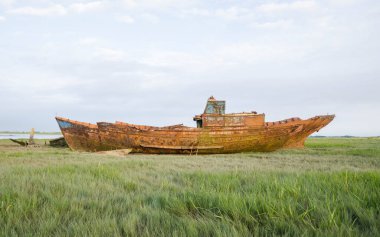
[56,96,335,154]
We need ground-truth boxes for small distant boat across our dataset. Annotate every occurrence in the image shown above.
[56,96,335,154]
[49,137,68,147]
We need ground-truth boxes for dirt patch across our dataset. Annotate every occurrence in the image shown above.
[97,149,132,157]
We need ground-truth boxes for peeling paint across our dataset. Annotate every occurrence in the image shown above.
[57,120,73,129]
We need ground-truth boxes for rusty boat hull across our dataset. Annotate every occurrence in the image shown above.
[55,96,335,154]
[56,117,103,152]
[56,115,334,154]
[282,115,335,148]
[96,115,334,154]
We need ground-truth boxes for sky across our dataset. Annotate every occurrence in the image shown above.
[0,0,379,136]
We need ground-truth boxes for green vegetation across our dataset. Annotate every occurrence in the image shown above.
[0,138,379,236]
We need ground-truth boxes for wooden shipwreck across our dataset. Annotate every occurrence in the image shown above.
[56,96,335,154]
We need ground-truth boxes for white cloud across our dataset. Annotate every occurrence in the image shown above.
[69,1,106,13]
[136,72,176,90]
[213,42,312,66]
[117,15,135,24]
[0,16,5,22]
[251,19,293,29]
[122,0,137,8]
[0,0,13,7]
[214,7,251,20]
[328,0,358,7]
[7,4,67,16]
[137,40,312,72]
[2,72,84,95]
[182,8,211,17]
[121,0,195,9]
[182,6,253,21]
[257,0,318,13]
[141,13,159,23]
[94,47,125,62]
[140,50,200,68]
[79,37,100,45]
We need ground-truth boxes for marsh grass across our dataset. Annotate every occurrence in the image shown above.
[0,138,379,236]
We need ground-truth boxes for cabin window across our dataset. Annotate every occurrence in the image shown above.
[204,101,225,114]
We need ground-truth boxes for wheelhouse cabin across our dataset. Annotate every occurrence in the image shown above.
[193,96,265,128]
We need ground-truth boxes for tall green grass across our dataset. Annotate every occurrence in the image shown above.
[0,138,379,236]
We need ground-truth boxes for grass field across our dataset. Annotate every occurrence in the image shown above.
[0,138,379,236]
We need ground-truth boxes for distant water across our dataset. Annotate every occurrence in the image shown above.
[0,134,62,140]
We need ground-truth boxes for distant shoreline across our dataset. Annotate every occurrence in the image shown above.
[0,131,62,135]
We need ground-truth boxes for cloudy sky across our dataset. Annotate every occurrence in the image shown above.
[0,0,379,136]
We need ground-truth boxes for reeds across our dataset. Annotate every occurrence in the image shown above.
[0,137,379,236]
